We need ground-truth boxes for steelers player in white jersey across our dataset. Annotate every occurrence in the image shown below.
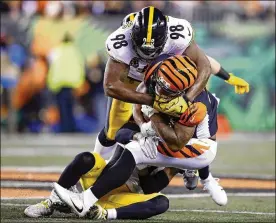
[94,6,249,161]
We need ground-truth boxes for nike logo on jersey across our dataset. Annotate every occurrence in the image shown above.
[70,197,83,213]
[187,28,191,36]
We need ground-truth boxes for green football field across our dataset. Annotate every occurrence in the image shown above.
[1,196,275,223]
[2,140,275,177]
[1,134,275,222]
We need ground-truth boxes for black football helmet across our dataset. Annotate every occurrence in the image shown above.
[131,6,168,61]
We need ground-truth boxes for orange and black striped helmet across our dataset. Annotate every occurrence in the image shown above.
[155,55,198,96]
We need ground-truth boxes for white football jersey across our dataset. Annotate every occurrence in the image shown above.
[105,15,194,82]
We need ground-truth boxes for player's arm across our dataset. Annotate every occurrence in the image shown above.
[104,58,153,105]
[150,113,195,152]
[132,82,148,127]
[139,167,179,194]
[183,40,211,102]
[207,55,250,94]
[135,83,198,144]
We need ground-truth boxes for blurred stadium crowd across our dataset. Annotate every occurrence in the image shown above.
[0,0,275,133]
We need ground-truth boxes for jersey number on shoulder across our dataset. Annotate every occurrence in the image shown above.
[169,25,191,40]
[111,34,128,49]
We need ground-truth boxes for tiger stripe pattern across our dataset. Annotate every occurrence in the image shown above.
[155,55,197,93]
[157,141,210,158]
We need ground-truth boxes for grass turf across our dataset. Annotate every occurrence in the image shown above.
[1,196,275,223]
[2,141,275,177]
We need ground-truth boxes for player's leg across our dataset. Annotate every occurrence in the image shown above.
[85,129,155,204]
[91,121,140,185]
[183,164,227,206]
[94,97,133,159]
[89,193,169,220]
[193,91,227,205]
[196,95,227,205]
[54,143,138,217]
[199,165,209,180]
[53,123,143,217]
[199,160,227,206]
[183,169,199,190]
[114,195,169,220]
[85,138,217,213]
[54,137,217,217]
[24,152,104,218]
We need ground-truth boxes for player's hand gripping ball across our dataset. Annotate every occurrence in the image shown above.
[178,102,207,126]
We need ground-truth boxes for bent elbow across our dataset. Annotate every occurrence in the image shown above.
[167,143,183,152]
[104,82,114,97]
[205,61,212,77]
[168,138,188,152]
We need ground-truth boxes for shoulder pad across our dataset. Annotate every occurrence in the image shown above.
[165,16,194,54]
[105,26,135,65]
[121,12,137,26]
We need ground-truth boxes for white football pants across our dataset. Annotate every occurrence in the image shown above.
[125,138,217,170]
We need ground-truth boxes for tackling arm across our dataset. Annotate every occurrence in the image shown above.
[183,40,212,102]
[132,82,148,128]
[134,82,196,151]
[104,58,154,105]
[150,113,195,151]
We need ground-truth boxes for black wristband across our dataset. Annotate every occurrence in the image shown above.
[216,67,230,81]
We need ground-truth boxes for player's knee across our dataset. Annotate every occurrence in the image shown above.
[99,128,116,146]
[143,195,169,218]
[73,152,95,173]
[155,195,170,214]
[115,128,137,144]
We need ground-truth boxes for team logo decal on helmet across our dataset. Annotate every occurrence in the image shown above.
[142,38,155,49]
[158,76,171,89]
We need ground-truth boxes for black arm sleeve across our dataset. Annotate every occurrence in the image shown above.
[139,170,170,194]
[215,67,230,80]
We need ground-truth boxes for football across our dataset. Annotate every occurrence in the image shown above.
[178,102,207,127]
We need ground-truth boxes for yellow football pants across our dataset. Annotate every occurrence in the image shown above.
[104,79,140,140]
[80,152,163,209]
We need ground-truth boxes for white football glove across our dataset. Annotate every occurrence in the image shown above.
[140,121,156,137]
[141,105,158,119]
[138,136,159,159]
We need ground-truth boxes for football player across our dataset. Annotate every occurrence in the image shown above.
[24,134,180,220]
[94,6,249,195]
[53,55,227,217]
[94,6,249,163]
[134,54,227,205]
